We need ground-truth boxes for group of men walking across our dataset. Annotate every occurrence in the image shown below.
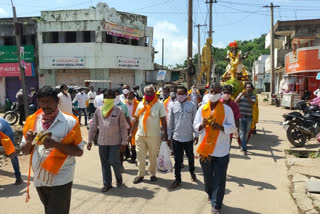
[0,81,257,214]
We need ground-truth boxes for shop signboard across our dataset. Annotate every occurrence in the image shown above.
[0,45,34,63]
[50,56,85,68]
[104,21,144,40]
[117,56,141,69]
[0,63,33,77]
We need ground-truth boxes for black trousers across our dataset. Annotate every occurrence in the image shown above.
[173,140,195,182]
[18,104,25,125]
[36,182,73,214]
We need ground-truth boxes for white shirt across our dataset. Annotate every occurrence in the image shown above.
[58,92,73,115]
[125,102,134,119]
[21,111,85,187]
[193,104,236,157]
[73,92,88,109]
[94,94,104,108]
[190,92,199,106]
[87,91,97,104]
[120,94,126,103]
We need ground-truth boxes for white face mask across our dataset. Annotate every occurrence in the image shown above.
[209,93,221,103]
[222,93,232,101]
[192,88,197,93]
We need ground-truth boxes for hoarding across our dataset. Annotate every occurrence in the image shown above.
[0,63,33,77]
[0,45,34,63]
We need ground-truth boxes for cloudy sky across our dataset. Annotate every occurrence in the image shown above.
[1,0,320,65]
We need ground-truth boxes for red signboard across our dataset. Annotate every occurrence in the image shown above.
[285,47,320,73]
[0,63,32,77]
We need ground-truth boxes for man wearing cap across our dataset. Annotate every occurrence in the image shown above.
[120,84,130,102]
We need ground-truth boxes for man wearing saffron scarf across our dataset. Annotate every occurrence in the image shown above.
[129,84,167,184]
[193,83,236,214]
[21,86,84,214]
[88,89,128,192]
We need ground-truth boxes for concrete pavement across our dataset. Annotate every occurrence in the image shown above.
[0,103,299,214]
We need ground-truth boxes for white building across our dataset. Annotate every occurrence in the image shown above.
[38,3,154,90]
[252,55,269,90]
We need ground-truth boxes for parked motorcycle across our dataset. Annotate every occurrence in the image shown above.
[3,103,37,125]
[283,100,320,147]
[271,93,281,107]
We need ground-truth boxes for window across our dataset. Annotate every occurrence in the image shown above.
[4,36,16,45]
[43,32,58,43]
[65,32,76,43]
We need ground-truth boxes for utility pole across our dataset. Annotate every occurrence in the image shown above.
[206,0,217,38]
[264,3,280,94]
[11,0,29,117]
[161,38,164,68]
[195,24,207,76]
[187,0,193,88]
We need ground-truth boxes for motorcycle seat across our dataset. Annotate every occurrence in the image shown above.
[311,112,320,119]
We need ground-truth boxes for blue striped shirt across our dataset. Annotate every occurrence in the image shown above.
[239,94,256,116]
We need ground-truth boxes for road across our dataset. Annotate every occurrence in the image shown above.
[0,103,299,214]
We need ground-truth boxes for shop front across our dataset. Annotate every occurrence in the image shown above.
[284,46,320,100]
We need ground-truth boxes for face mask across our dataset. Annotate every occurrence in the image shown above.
[145,94,155,102]
[114,95,120,105]
[209,93,221,103]
[222,93,232,101]
[192,88,197,93]
[127,99,133,104]
[177,95,187,103]
[102,99,114,118]
[170,92,177,100]
[63,90,68,94]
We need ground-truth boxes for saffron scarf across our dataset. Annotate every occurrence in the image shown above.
[187,90,200,104]
[136,95,158,136]
[164,96,171,113]
[197,101,225,158]
[0,131,15,156]
[125,99,139,146]
[23,109,82,202]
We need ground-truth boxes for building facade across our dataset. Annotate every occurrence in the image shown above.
[38,2,154,90]
[0,17,39,107]
[266,19,320,98]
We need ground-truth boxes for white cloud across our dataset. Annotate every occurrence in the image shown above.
[0,8,8,17]
[213,41,227,49]
[153,21,196,66]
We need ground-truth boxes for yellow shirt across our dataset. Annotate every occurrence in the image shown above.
[135,100,167,137]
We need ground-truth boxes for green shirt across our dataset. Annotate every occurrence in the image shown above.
[116,102,130,118]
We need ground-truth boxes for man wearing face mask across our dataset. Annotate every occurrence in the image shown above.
[72,89,89,125]
[235,82,256,156]
[124,91,140,163]
[120,84,130,102]
[167,86,198,189]
[188,85,202,107]
[87,89,128,192]
[129,85,167,184]
[58,84,73,115]
[220,85,241,146]
[193,83,236,214]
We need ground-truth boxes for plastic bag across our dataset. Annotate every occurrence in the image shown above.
[157,141,173,174]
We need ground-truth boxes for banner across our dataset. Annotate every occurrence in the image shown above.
[104,21,144,40]
[0,63,33,77]
[157,70,167,81]
[0,45,34,63]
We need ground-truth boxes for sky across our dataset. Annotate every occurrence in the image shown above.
[1,0,320,66]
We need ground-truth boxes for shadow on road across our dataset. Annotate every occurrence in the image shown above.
[73,183,156,199]
[227,175,276,191]
[222,205,261,214]
[0,169,27,198]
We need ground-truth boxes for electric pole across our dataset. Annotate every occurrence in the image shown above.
[161,38,164,68]
[11,0,30,117]
[264,3,280,94]
[187,0,193,88]
[206,0,217,38]
[195,24,207,76]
